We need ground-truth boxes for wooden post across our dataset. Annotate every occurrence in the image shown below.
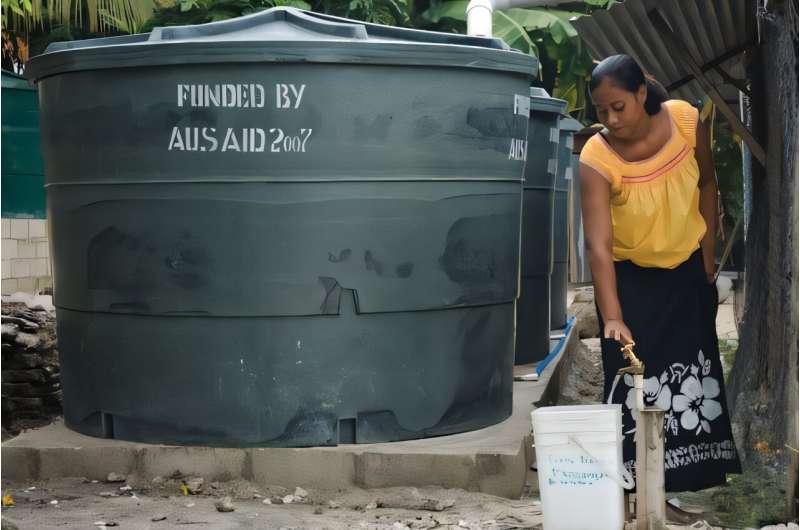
[636,408,667,530]
[635,410,648,530]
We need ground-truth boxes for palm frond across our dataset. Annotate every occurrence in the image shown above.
[2,0,156,34]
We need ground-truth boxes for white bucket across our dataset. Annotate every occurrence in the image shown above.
[531,404,633,530]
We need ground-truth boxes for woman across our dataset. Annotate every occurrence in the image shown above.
[579,54,742,493]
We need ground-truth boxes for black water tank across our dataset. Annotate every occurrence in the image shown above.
[25,8,538,447]
[550,116,583,329]
[515,88,565,365]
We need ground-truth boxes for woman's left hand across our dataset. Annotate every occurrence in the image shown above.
[706,271,716,284]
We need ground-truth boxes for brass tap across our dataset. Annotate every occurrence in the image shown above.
[617,342,645,375]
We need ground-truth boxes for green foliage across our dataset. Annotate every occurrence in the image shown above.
[419,0,464,23]
[340,0,409,25]
[2,0,30,31]
[2,0,157,71]
[2,0,28,19]
[421,0,610,120]
[143,0,409,30]
[718,338,737,383]
[420,2,580,47]
[99,8,144,33]
[674,464,790,528]
[2,0,156,34]
[714,118,744,230]
[142,0,312,30]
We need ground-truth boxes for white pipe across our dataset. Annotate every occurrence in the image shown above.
[634,374,645,411]
[466,0,494,37]
[466,0,583,37]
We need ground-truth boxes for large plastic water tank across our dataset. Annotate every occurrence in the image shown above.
[551,116,583,330]
[2,70,46,219]
[25,8,538,447]
[515,88,565,365]
[569,130,593,284]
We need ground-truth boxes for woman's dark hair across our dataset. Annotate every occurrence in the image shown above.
[589,54,669,116]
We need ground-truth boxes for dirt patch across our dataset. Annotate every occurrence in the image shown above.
[0,477,545,530]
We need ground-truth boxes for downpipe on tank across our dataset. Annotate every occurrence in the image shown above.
[466,0,581,37]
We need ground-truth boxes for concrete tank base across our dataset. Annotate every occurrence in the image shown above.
[2,325,577,499]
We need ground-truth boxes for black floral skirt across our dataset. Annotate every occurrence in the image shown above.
[599,249,742,492]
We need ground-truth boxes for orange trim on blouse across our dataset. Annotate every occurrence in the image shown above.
[621,144,691,183]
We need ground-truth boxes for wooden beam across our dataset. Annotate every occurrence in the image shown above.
[711,65,752,97]
[650,8,767,166]
[665,41,756,93]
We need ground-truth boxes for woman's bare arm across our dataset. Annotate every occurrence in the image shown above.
[695,118,718,281]
[580,162,632,343]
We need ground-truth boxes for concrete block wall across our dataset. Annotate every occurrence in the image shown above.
[1,218,52,295]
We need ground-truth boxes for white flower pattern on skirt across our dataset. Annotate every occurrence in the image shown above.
[672,372,722,434]
[612,349,723,440]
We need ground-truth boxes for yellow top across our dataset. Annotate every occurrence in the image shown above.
[579,100,706,269]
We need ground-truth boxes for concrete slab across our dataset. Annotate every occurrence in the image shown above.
[3,324,578,498]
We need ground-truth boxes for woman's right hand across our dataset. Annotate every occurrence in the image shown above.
[604,319,634,345]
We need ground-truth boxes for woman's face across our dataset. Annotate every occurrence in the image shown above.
[591,78,647,140]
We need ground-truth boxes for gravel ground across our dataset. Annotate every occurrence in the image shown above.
[0,477,545,530]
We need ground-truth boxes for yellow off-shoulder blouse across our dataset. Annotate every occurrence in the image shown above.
[579,100,706,269]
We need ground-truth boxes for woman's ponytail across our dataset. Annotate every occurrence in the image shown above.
[644,75,669,116]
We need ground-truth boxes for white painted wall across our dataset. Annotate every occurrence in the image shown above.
[1,218,52,295]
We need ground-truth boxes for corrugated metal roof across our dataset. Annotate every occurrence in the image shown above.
[573,0,757,105]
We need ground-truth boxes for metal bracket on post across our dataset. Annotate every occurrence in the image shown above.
[648,8,767,166]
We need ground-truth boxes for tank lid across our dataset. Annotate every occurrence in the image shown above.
[25,7,538,81]
[529,87,566,114]
[559,116,583,132]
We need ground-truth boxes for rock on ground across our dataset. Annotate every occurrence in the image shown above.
[214,496,235,512]
[568,286,600,339]
[1,301,60,440]
[184,477,204,494]
[555,338,604,405]
[294,487,308,498]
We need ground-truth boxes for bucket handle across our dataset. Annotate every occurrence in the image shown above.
[567,434,635,490]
